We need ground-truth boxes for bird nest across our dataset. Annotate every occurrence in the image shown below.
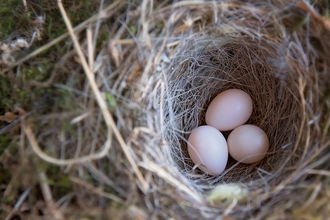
[18,0,330,219]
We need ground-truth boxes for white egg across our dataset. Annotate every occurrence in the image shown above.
[227,124,269,164]
[205,89,253,131]
[187,126,228,176]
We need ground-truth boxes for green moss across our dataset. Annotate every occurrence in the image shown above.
[35,159,73,199]
[61,121,77,135]
[0,0,29,40]
[129,25,137,35]
[0,161,11,184]
[106,93,117,107]
[14,88,30,102]
[1,0,114,57]
[21,62,53,81]
[95,31,110,52]
[39,0,108,44]
[0,135,12,155]
[56,89,75,111]
[0,0,120,215]
[0,76,13,112]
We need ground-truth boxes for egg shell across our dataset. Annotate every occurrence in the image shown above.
[227,124,269,164]
[205,89,253,131]
[187,126,228,176]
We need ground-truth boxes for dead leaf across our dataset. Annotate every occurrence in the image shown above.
[0,112,19,123]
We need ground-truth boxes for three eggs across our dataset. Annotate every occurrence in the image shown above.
[187,89,269,176]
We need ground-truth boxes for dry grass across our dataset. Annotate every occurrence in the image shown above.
[1,0,330,219]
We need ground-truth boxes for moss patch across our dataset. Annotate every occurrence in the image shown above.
[0,0,30,40]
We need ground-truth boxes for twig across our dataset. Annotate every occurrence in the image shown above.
[87,26,94,70]
[306,169,330,176]
[301,183,322,209]
[70,177,124,204]
[140,161,203,204]
[23,121,112,165]
[4,186,32,220]
[154,1,265,15]
[223,198,237,217]
[39,172,64,220]
[57,0,148,192]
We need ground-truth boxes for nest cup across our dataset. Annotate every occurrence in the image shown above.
[144,1,329,218]
[164,35,303,183]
